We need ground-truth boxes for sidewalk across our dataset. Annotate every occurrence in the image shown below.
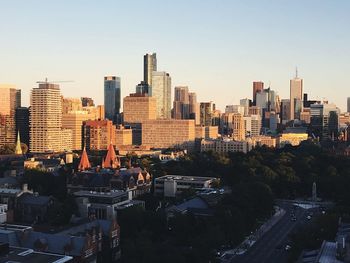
[221,206,286,259]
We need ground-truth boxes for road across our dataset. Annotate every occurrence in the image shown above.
[227,201,310,263]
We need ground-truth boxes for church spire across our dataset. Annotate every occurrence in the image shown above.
[78,147,91,171]
[15,131,23,155]
[103,142,120,169]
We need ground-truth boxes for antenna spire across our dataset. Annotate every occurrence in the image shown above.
[295,66,298,78]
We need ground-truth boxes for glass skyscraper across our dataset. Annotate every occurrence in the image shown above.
[104,76,121,121]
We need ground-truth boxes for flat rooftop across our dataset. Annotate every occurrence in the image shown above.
[0,246,72,263]
[73,190,126,198]
[155,175,217,183]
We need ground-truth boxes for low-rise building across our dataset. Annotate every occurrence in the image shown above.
[195,126,218,139]
[154,175,219,197]
[250,136,276,148]
[278,133,308,147]
[200,139,252,154]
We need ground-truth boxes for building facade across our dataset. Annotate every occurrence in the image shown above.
[83,120,116,151]
[290,74,303,120]
[151,71,171,119]
[144,53,157,87]
[104,76,121,121]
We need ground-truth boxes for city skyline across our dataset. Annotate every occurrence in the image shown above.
[0,1,349,111]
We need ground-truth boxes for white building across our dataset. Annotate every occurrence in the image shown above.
[151,71,171,119]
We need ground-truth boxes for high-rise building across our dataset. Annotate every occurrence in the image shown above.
[151,71,171,119]
[144,53,157,87]
[347,97,350,113]
[253,81,264,105]
[123,94,157,124]
[310,103,340,141]
[30,83,71,152]
[0,85,21,147]
[104,76,121,121]
[62,111,93,150]
[240,99,251,116]
[232,113,245,141]
[81,97,95,107]
[281,99,291,123]
[82,120,116,151]
[15,107,30,149]
[244,115,261,137]
[173,86,190,119]
[200,102,215,126]
[256,90,269,111]
[225,105,245,115]
[62,97,82,114]
[290,71,303,120]
[142,119,195,149]
[136,81,151,96]
[189,92,200,125]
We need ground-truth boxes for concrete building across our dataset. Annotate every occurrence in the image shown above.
[115,126,132,147]
[62,111,93,150]
[195,126,218,139]
[232,113,245,140]
[244,114,262,137]
[136,80,151,96]
[151,71,171,119]
[281,99,291,123]
[310,103,340,140]
[253,81,264,105]
[154,175,219,197]
[144,53,157,87]
[30,83,71,153]
[189,92,200,125]
[83,120,116,151]
[200,102,215,126]
[200,139,252,154]
[348,97,350,113]
[173,86,190,119]
[278,133,308,147]
[249,106,261,116]
[104,76,121,121]
[240,98,251,116]
[142,119,195,149]
[62,97,82,114]
[225,105,245,115]
[81,97,94,107]
[0,85,21,147]
[83,105,105,120]
[290,72,303,120]
[251,136,276,148]
[123,93,157,124]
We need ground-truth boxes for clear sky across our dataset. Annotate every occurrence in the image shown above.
[0,0,349,111]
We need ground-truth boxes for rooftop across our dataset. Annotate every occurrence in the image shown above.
[156,175,217,183]
[0,246,73,263]
[73,190,126,198]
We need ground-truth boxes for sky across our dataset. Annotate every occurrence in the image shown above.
[0,0,349,111]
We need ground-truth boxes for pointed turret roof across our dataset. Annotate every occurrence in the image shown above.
[15,131,23,155]
[78,147,91,171]
[103,142,120,169]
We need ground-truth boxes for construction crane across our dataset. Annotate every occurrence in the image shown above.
[36,78,74,84]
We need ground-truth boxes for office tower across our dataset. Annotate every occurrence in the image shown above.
[253,81,264,105]
[269,112,279,132]
[189,92,200,125]
[0,85,21,147]
[348,97,350,113]
[173,86,190,119]
[30,83,71,152]
[151,71,171,119]
[243,115,261,137]
[281,99,291,123]
[82,120,116,150]
[310,103,340,140]
[123,94,157,124]
[15,107,30,149]
[249,106,261,116]
[232,113,245,140]
[240,99,251,116]
[256,90,269,111]
[290,71,303,120]
[200,102,215,126]
[115,126,132,147]
[81,97,95,107]
[104,76,121,121]
[142,119,195,149]
[83,105,105,120]
[144,53,157,87]
[195,126,218,139]
[123,93,157,145]
[62,97,82,114]
[62,111,93,150]
[225,105,245,115]
[136,81,151,96]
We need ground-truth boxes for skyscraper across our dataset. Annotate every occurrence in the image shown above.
[151,71,171,119]
[144,53,157,87]
[173,86,190,119]
[347,97,350,113]
[0,85,21,146]
[136,81,151,96]
[15,107,30,149]
[30,83,71,152]
[240,98,251,116]
[200,102,215,126]
[290,70,303,120]
[104,76,121,121]
[189,92,200,125]
[253,81,264,105]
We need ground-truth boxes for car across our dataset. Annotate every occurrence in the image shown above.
[307,215,312,220]
[291,217,297,221]
[285,245,291,251]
